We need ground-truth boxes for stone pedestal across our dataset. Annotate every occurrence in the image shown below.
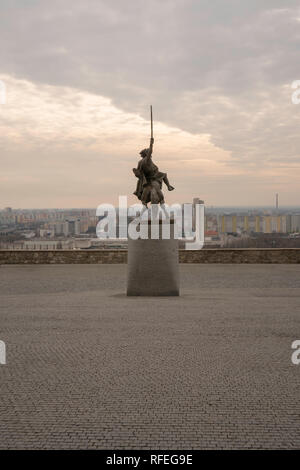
[127,219,179,296]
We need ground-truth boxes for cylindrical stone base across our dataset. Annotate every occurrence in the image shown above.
[127,220,179,296]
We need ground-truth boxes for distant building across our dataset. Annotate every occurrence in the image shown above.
[3,240,74,250]
[291,214,300,232]
[217,213,291,235]
[63,218,81,236]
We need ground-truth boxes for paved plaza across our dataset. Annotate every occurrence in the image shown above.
[0,264,299,449]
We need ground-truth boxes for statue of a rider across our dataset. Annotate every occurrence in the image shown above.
[132,107,174,207]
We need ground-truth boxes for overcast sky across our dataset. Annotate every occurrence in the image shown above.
[0,0,300,208]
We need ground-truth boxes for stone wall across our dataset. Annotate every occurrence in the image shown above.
[0,248,300,264]
[179,248,300,263]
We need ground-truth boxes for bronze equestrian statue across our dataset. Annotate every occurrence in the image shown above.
[132,107,174,207]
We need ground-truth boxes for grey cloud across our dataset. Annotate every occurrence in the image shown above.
[1,0,300,169]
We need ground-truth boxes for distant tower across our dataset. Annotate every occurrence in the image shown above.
[192,197,205,232]
[276,193,279,210]
[193,197,204,206]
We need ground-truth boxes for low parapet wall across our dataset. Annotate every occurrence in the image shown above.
[0,248,300,264]
[180,248,300,263]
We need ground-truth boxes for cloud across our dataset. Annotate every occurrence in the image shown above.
[0,1,300,206]
[0,74,233,208]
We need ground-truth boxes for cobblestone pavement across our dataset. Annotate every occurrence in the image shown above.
[0,264,299,449]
